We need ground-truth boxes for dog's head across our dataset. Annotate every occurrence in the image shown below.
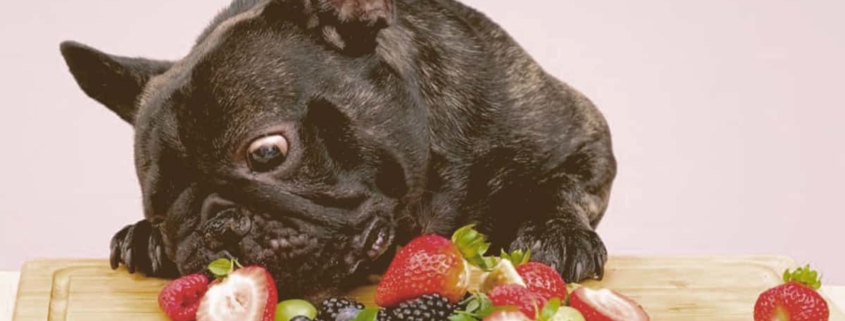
[59,0,430,299]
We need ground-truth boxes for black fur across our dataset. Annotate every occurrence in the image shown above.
[60,0,617,301]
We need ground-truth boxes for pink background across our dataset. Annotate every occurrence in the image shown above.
[1,0,843,283]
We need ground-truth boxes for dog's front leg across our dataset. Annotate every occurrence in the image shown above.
[509,137,617,283]
[110,219,179,278]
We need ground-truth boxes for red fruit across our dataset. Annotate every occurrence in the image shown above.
[499,249,567,303]
[516,262,567,302]
[569,287,649,321]
[196,266,278,321]
[488,284,546,319]
[754,265,829,321]
[375,234,469,307]
[158,274,210,321]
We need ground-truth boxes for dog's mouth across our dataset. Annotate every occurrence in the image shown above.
[344,217,395,274]
[203,206,395,269]
[366,222,393,259]
[173,192,399,298]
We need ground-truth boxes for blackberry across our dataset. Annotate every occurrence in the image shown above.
[387,294,457,321]
[317,297,365,321]
[334,307,363,321]
[377,309,393,321]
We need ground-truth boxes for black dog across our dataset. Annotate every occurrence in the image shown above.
[59,0,617,300]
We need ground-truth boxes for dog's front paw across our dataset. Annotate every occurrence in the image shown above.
[510,223,608,283]
[109,220,178,277]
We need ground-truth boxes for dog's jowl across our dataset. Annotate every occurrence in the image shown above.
[59,0,617,300]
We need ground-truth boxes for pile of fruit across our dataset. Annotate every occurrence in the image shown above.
[155,224,831,321]
[156,225,649,321]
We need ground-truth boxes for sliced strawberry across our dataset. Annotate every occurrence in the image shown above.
[196,266,277,321]
[259,267,278,321]
[158,274,209,321]
[568,287,649,321]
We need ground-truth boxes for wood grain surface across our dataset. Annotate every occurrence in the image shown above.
[13,256,845,321]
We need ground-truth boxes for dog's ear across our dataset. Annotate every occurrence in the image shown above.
[59,41,173,124]
[269,0,395,55]
[314,0,394,26]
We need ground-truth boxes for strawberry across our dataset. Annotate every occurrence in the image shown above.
[488,284,546,319]
[158,274,210,321]
[375,234,469,307]
[375,225,494,307]
[568,286,649,321]
[754,264,829,321]
[500,250,567,303]
[197,259,278,321]
[518,262,567,303]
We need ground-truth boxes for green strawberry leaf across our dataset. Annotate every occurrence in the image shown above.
[455,292,503,320]
[450,312,480,321]
[501,249,531,267]
[783,264,823,290]
[476,302,495,317]
[352,308,379,321]
[476,306,499,318]
[208,258,234,278]
[466,300,480,313]
[452,224,496,271]
[482,305,519,318]
[539,298,561,321]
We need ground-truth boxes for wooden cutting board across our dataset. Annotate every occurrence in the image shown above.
[13,255,845,321]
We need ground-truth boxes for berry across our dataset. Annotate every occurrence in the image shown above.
[196,265,278,321]
[516,262,566,303]
[317,297,365,321]
[488,284,546,319]
[754,265,829,321]
[376,225,494,307]
[158,274,210,321]
[377,309,392,321]
[498,250,567,303]
[568,287,649,321]
[385,293,458,321]
[335,307,363,321]
[276,299,318,321]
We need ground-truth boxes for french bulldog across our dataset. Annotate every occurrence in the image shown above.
[59,0,617,300]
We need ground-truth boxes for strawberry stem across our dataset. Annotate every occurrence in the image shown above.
[501,249,531,267]
[451,224,496,271]
[783,264,823,290]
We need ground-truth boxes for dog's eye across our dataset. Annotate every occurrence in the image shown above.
[247,135,288,172]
